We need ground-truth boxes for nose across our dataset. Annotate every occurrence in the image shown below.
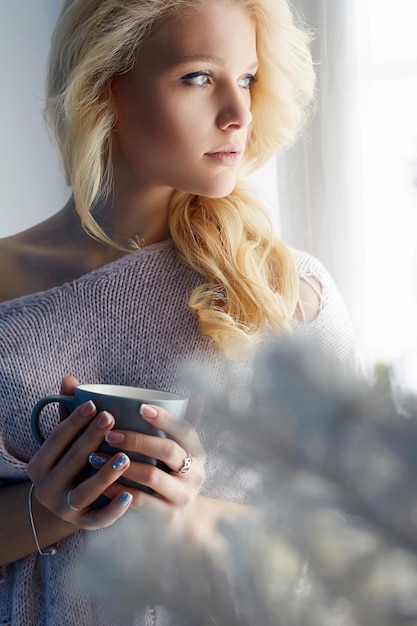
[216,85,253,131]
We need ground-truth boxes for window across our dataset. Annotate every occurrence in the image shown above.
[357,1,417,372]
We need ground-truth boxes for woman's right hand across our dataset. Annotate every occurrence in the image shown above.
[27,375,134,530]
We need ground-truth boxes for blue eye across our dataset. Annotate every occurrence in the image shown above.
[238,74,257,89]
[181,71,212,87]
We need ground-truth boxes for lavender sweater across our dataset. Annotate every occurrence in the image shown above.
[0,240,361,625]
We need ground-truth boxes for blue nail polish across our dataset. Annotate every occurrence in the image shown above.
[112,453,129,470]
[88,453,107,466]
[118,492,133,508]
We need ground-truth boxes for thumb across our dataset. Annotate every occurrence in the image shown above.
[59,374,79,419]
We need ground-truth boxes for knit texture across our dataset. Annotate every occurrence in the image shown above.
[0,239,361,625]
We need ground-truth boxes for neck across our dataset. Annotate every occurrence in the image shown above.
[92,184,173,249]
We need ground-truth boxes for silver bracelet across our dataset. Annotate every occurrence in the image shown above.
[28,483,58,556]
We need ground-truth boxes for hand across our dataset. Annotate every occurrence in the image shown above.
[27,376,134,530]
[89,397,206,523]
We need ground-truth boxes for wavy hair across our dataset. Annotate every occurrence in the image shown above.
[45,0,315,358]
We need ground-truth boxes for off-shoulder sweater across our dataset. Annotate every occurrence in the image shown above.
[0,239,362,626]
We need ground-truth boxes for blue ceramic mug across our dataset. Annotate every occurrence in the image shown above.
[30,384,188,505]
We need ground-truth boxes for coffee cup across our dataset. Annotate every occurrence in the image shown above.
[30,384,188,503]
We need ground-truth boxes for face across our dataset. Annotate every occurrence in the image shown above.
[111,2,258,199]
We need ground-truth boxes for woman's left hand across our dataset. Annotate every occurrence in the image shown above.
[90,400,206,521]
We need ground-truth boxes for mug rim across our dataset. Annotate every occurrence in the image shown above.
[76,384,188,402]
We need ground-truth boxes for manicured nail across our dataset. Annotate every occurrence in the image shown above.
[88,453,107,466]
[140,404,158,418]
[118,492,133,508]
[105,431,125,445]
[96,411,113,429]
[80,400,96,417]
[112,453,130,470]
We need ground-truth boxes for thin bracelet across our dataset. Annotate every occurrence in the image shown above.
[28,483,58,556]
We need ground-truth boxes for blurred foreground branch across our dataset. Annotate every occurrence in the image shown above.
[78,338,417,626]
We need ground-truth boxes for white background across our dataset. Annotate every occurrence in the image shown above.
[0,1,77,235]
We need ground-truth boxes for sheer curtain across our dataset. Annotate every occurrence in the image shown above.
[276,1,378,371]
[278,1,417,376]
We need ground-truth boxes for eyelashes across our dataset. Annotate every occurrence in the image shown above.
[180,70,257,89]
[238,74,258,89]
[181,70,212,87]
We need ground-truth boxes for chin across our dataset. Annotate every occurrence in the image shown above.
[200,179,238,199]
[177,174,238,199]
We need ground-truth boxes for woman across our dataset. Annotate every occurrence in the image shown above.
[0,0,362,624]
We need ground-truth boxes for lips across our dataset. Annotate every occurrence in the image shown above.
[205,145,242,166]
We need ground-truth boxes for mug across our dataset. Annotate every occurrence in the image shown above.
[30,384,189,503]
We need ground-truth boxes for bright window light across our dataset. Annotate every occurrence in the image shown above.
[357,0,417,375]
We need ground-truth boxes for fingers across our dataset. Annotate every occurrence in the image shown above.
[32,480,133,531]
[59,375,79,420]
[31,443,134,530]
[80,490,134,529]
[105,430,189,474]
[103,403,205,476]
[28,403,114,481]
[60,374,79,395]
[71,489,133,530]
[59,452,131,514]
[28,398,206,529]
[139,403,205,458]
[90,447,203,507]
[51,410,117,481]
[100,404,205,508]
[101,483,184,521]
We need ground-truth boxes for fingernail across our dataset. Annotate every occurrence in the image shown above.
[105,431,125,445]
[118,492,133,508]
[140,404,158,418]
[80,400,96,417]
[97,411,113,429]
[112,453,130,470]
[88,453,107,466]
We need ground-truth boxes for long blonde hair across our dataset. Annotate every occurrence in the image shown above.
[45,0,315,358]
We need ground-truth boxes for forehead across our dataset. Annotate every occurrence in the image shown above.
[139,3,257,70]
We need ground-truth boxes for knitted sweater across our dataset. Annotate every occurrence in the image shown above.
[0,239,362,626]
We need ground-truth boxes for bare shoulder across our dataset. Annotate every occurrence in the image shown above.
[0,228,70,303]
[0,208,123,304]
[297,275,322,323]
[289,247,327,324]
[0,218,64,303]
[0,207,86,303]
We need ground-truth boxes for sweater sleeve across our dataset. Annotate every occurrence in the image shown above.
[290,248,364,377]
[0,368,31,486]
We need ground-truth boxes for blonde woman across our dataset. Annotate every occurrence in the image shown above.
[0,0,361,624]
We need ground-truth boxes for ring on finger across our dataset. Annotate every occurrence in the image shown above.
[176,452,193,476]
[67,489,84,512]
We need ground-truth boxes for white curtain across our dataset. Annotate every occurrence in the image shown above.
[277,0,369,366]
[277,1,417,377]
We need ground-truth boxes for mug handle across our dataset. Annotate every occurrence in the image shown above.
[30,394,75,445]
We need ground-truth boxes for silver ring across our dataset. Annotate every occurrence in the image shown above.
[177,452,193,476]
[67,489,84,512]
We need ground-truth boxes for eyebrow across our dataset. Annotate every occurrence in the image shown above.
[172,54,259,71]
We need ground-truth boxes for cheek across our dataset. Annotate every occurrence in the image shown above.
[113,81,210,155]
[149,101,204,148]
[113,80,158,136]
